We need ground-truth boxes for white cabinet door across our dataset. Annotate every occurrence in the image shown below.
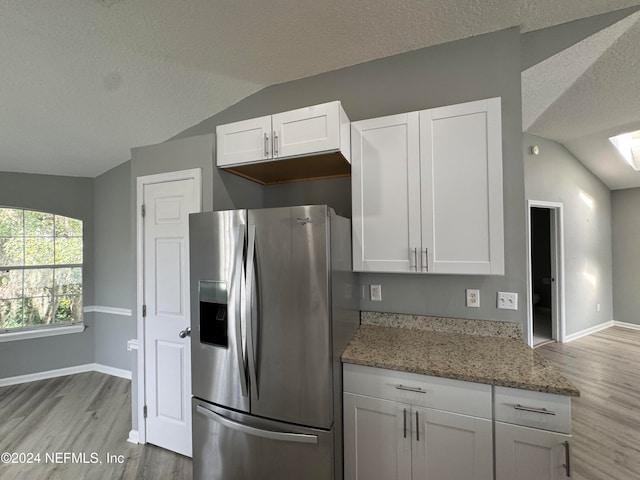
[343,393,412,480]
[495,422,572,480]
[272,101,342,159]
[351,112,421,272]
[412,408,493,480]
[420,98,504,274]
[216,115,272,166]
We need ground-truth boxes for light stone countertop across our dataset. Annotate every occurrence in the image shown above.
[342,325,580,397]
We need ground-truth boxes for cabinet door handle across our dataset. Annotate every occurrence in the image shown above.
[409,248,418,271]
[563,441,571,477]
[273,131,279,156]
[264,132,269,157]
[403,408,407,438]
[415,411,420,442]
[421,248,428,272]
[514,404,556,415]
[396,384,426,394]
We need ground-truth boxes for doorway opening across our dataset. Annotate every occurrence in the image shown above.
[527,201,565,347]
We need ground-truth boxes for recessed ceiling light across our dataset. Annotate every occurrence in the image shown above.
[609,130,640,171]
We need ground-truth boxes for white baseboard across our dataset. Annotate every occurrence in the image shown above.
[0,363,132,387]
[564,321,614,343]
[563,320,640,343]
[93,363,132,380]
[128,430,140,444]
[613,320,640,331]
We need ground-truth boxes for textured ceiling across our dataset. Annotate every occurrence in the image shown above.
[2,0,640,178]
[523,10,640,189]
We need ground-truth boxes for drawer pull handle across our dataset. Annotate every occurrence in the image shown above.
[514,404,556,415]
[396,385,426,394]
[563,440,571,477]
[403,408,407,438]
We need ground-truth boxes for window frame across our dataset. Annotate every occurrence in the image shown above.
[0,207,84,336]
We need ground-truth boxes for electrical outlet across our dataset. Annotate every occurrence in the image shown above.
[370,285,382,302]
[466,289,480,308]
[596,303,601,312]
[497,292,518,310]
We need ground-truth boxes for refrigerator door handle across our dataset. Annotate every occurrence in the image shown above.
[234,224,248,398]
[196,405,318,445]
[246,224,259,399]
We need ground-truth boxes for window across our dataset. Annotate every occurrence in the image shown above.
[609,130,640,171]
[0,208,83,333]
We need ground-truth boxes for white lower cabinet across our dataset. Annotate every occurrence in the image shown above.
[494,386,573,480]
[413,407,493,480]
[343,364,493,480]
[343,393,411,480]
[495,422,571,480]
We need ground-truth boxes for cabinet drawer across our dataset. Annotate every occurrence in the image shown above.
[343,363,491,419]
[494,386,571,434]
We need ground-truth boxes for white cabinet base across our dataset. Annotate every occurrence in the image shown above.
[344,393,411,480]
[495,421,572,480]
[343,365,493,480]
[413,408,493,480]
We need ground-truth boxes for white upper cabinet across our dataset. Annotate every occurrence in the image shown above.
[272,101,349,160]
[352,97,504,275]
[421,98,504,274]
[351,112,421,272]
[216,101,351,184]
[216,115,272,167]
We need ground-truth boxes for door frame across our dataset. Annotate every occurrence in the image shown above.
[135,168,202,444]
[526,200,566,346]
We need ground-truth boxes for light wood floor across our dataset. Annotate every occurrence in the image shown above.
[537,327,640,480]
[0,372,191,480]
[1,327,638,479]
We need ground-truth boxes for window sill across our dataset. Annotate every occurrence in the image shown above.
[0,324,85,343]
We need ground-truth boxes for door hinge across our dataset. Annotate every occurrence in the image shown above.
[141,204,146,217]
[143,405,147,418]
[142,305,147,317]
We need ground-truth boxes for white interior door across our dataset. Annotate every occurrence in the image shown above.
[143,177,200,457]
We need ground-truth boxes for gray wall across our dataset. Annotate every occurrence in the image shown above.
[0,172,94,377]
[611,187,640,325]
[523,133,613,336]
[93,161,134,371]
[178,27,527,328]
[263,177,352,218]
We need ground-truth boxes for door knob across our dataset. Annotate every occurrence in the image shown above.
[179,327,191,338]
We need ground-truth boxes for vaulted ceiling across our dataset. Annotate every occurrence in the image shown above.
[2,0,640,184]
[523,9,640,189]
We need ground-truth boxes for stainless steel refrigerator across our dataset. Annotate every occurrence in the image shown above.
[189,205,358,480]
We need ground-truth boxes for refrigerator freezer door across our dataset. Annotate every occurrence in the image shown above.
[247,205,333,429]
[193,399,334,480]
[189,210,249,413]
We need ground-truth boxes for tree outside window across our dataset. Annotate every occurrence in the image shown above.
[0,208,83,332]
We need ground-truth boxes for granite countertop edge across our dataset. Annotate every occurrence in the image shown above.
[342,325,580,397]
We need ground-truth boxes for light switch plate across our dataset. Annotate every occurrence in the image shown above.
[497,292,518,310]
